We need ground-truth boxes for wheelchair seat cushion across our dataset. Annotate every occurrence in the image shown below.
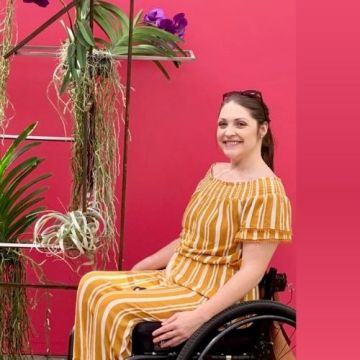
[132,321,184,354]
[131,320,264,356]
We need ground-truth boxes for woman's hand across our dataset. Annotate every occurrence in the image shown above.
[152,310,208,348]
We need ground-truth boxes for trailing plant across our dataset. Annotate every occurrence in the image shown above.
[0,122,50,358]
[49,1,188,258]
[12,1,188,263]
[0,0,15,131]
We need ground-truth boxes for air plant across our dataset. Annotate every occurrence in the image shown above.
[33,205,106,266]
[0,122,50,358]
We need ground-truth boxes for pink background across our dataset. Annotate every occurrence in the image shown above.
[297,0,360,358]
[2,0,295,355]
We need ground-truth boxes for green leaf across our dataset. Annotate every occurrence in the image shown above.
[78,0,90,21]
[6,197,45,227]
[133,10,144,27]
[1,162,41,203]
[67,41,76,58]
[0,157,41,192]
[0,125,49,242]
[97,1,129,34]
[78,20,96,47]
[0,174,51,214]
[112,44,168,56]
[6,207,45,243]
[60,68,72,94]
[74,25,91,48]
[94,6,118,44]
[0,123,37,176]
[152,60,170,80]
[94,37,111,48]
[4,189,47,223]
[133,26,183,43]
[76,41,87,69]
[167,40,187,57]
[68,45,80,82]
[0,142,41,180]
[60,20,75,43]
[110,45,173,80]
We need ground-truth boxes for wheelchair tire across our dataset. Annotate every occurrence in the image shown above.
[176,300,296,360]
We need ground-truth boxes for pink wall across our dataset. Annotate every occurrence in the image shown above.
[3,0,295,354]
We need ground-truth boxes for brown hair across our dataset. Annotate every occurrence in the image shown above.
[220,91,274,170]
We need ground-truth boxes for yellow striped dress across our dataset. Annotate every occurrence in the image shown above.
[73,165,292,360]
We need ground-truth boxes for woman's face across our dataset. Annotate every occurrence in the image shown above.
[216,101,267,163]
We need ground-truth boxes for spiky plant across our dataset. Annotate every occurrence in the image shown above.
[0,122,50,358]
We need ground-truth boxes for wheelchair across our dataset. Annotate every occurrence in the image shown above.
[68,267,296,359]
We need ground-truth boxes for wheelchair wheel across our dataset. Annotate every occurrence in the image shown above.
[176,300,296,360]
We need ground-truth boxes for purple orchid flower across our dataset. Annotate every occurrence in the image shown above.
[144,8,165,26]
[144,9,188,39]
[158,18,176,34]
[173,13,187,38]
[158,13,188,38]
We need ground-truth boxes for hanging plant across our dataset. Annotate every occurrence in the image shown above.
[53,43,123,253]
[49,1,188,258]
[58,2,188,92]
[0,122,50,358]
[12,1,188,266]
[0,0,15,131]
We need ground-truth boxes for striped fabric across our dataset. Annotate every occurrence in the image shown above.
[166,166,292,298]
[73,165,292,359]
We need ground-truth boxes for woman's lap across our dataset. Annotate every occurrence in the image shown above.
[73,270,206,360]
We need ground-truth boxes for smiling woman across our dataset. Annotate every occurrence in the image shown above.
[215,90,275,181]
[71,89,292,360]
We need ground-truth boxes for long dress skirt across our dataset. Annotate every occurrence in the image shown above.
[72,270,207,360]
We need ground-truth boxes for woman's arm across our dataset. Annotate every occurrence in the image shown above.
[153,242,278,347]
[193,242,278,320]
[196,243,277,321]
[131,238,180,271]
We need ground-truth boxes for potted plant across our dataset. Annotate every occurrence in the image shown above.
[2,1,189,266]
[0,122,50,358]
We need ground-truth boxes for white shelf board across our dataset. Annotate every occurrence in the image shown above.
[14,45,196,61]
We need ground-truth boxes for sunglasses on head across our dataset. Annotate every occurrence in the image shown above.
[222,90,262,101]
[222,90,269,122]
